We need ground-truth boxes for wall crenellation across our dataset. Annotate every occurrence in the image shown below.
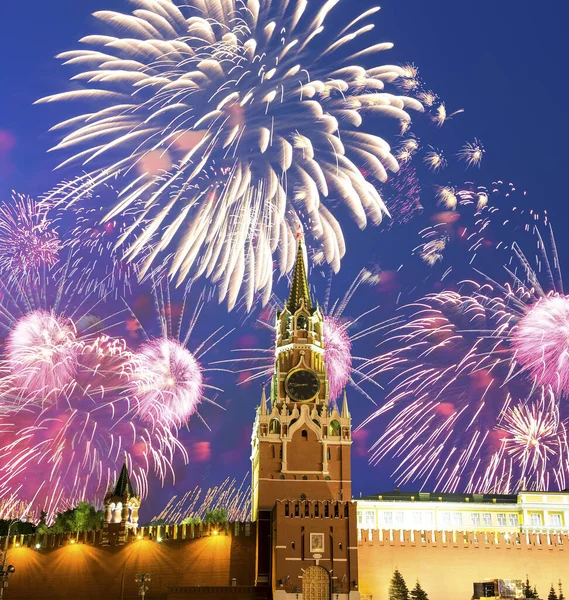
[0,520,254,551]
[358,528,568,549]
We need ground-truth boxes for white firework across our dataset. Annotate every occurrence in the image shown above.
[39,0,422,309]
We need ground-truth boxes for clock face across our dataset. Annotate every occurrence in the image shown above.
[285,369,320,402]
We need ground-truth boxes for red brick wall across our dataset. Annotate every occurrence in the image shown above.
[2,525,256,600]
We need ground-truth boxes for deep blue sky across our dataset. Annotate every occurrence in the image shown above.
[0,0,567,519]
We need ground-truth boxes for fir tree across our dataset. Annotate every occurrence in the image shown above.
[524,576,538,599]
[548,585,558,600]
[559,581,565,600]
[410,581,429,600]
[389,569,409,600]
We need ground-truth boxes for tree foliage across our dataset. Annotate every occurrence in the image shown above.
[0,519,35,536]
[389,569,409,600]
[548,586,559,600]
[204,508,228,524]
[37,502,103,534]
[410,581,429,600]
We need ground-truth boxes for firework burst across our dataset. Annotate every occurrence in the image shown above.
[127,283,231,430]
[363,206,569,492]
[457,139,485,168]
[0,193,60,281]
[39,0,423,310]
[0,272,188,520]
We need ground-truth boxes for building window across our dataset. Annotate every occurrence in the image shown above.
[470,513,481,527]
[529,513,542,527]
[442,512,451,526]
[363,511,375,528]
[424,512,434,527]
[550,514,562,528]
[301,430,308,440]
[452,513,463,526]
[357,512,362,525]
[384,511,393,526]
[482,513,492,526]
[508,514,519,527]
[395,512,404,527]
[412,512,422,527]
[497,513,507,527]
[326,448,331,460]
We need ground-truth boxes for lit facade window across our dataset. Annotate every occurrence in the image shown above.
[442,512,451,526]
[412,511,422,527]
[529,513,542,527]
[497,513,507,527]
[424,512,434,527]
[550,514,562,528]
[363,510,375,528]
[482,513,492,526]
[508,514,519,527]
[452,513,463,526]
[384,512,393,526]
[394,512,404,527]
[470,513,481,526]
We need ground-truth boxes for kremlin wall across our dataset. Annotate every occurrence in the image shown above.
[2,243,567,600]
[0,516,567,600]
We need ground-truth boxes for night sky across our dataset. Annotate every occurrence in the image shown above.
[1,0,567,521]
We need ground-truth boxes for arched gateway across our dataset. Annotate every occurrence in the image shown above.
[302,566,330,600]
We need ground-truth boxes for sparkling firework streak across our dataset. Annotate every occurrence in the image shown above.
[152,475,251,524]
[362,210,569,492]
[457,139,485,168]
[0,273,188,521]
[0,193,60,280]
[224,268,383,404]
[39,0,423,310]
[423,147,447,172]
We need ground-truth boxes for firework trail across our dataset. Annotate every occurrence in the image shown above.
[39,0,423,310]
[0,193,60,281]
[0,273,189,521]
[223,268,383,404]
[152,475,251,524]
[362,203,569,493]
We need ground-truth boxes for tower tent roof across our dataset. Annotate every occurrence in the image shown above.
[287,237,313,313]
[113,461,136,498]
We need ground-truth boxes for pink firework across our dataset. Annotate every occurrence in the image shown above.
[323,317,352,403]
[513,295,569,393]
[133,338,203,428]
[0,334,187,521]
[6,310,78,401]
[499,393,569,491]
[0,193,60,279]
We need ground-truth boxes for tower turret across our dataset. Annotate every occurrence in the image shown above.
[102,458,141,545]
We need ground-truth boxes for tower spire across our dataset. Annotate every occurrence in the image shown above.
[341,389,350,419]
[287,233,312,312]
[113,460,136,498]
[260,387,268,416]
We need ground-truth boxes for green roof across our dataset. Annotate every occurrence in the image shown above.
[112,462,136,498]
[359,490,518,504]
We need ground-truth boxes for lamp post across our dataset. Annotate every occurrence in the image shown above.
[135,573,151,599]
[0,520,20,599]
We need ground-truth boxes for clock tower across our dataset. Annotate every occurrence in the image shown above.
[251,238,352,519]
[251,237,358,598]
